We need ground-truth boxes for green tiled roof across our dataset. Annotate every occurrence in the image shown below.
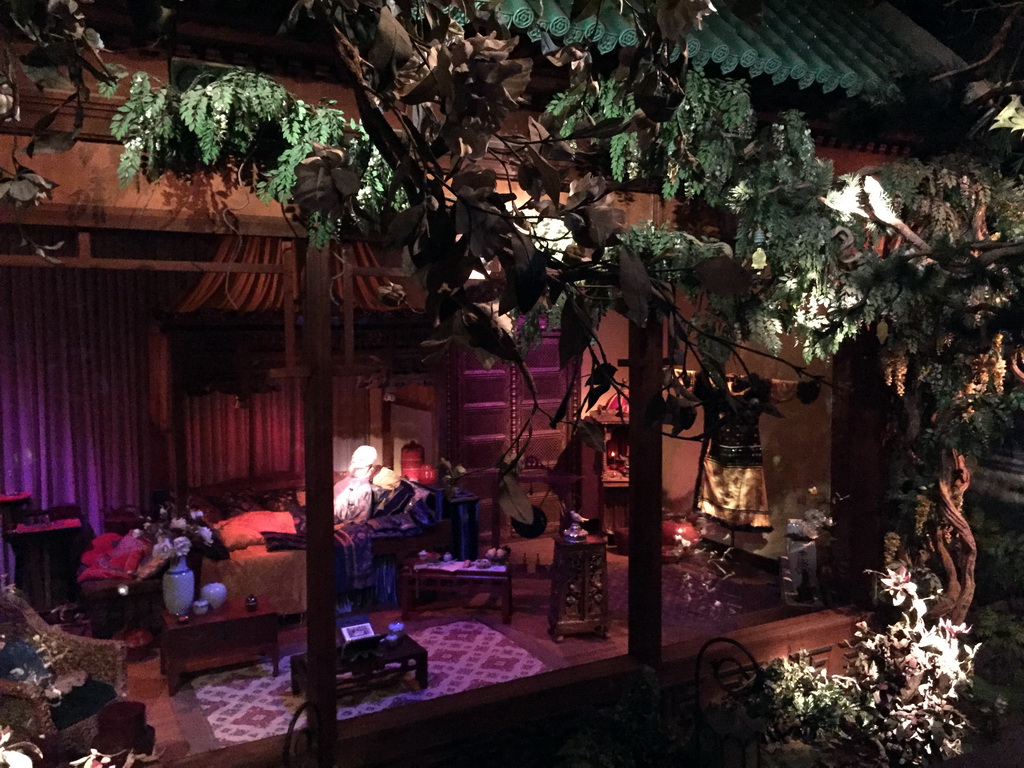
[496,0,961,97]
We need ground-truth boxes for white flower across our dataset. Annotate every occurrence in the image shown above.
[153,538,173,560]
[172,536,191,558]
[130,528,143,538]
[198,527,213,546]
[169,517,188,531]
[190,508,204,519]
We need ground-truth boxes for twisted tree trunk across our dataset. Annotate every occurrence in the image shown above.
[930,451,976,625]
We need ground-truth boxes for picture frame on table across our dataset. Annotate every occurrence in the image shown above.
[340,622,376,643]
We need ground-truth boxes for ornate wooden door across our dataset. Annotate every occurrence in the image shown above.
[442,335,579,543]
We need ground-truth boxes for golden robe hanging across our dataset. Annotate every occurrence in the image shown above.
[696,377,797,532]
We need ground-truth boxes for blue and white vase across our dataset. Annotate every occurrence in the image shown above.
[163,556,195,617]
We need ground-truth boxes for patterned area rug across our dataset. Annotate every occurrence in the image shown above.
[189,620,549,747]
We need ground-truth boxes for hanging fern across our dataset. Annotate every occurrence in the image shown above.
[110,67,401,234]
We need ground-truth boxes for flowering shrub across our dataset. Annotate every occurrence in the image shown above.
[846,567,977,766]
[727,567,977,767]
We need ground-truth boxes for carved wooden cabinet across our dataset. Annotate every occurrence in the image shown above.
[548,535,609,641]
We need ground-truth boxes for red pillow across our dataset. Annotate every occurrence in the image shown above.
[106,535,151,574]
[81,533,122,567]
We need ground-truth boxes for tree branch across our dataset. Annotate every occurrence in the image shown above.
[931,6,1022,82]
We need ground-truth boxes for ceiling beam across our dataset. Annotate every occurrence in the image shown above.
[0,253,286,274]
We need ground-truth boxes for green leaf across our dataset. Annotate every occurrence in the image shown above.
[559,296,593,367]
[575,419,606,453]
[498,470,533,524]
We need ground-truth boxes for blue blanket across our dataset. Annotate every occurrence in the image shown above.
[333,523,375,593]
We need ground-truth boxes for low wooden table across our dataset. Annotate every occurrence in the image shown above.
[160,597,279,695]
[290,634,428,698]
[400,562,513,624]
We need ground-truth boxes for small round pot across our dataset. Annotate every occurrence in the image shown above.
[201,582,228,610]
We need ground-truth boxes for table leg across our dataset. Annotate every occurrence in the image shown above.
[400,572,412,620]
[414,651,428,689]
[166,666,181,696]
[290,654,306,695]
[502,574,513,624]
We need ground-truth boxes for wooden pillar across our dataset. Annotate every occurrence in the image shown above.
[831,331,887,607]
[303,245,338,767]
[382,396,394,469]
[627,314,663,666]
[169,342,190,515]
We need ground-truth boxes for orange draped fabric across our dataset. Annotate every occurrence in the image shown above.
[176,236,288,312]
[177,236,399,313]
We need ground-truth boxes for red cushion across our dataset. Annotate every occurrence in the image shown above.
[81,533,122,567]
[106,536,150,574]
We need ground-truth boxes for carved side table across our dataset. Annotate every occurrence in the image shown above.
[548,534,609,642]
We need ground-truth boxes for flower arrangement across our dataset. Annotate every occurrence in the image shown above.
[136,505,214,561]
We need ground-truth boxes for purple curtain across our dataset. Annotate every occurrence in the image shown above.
[0,267,146,533]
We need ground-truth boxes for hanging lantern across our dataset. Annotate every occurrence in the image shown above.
[751,227,767,270]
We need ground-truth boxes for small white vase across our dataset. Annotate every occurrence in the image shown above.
[201,582,228,610]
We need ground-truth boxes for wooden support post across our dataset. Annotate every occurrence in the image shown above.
[76,230,92,261]
[340,244,356,368]
[303,246,338,768]
[169,342,190,517]
[382,396,394,470]
[283,240,299,369]
[831,332,887,607]
[627,314,663,667]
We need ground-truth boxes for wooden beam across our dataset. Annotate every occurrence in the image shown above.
[627,314,663,666]
[266,364,397,380]
[347,266,405,277]
[302,245,338,767]
[8,202,302,238]
[0,253,286,274]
